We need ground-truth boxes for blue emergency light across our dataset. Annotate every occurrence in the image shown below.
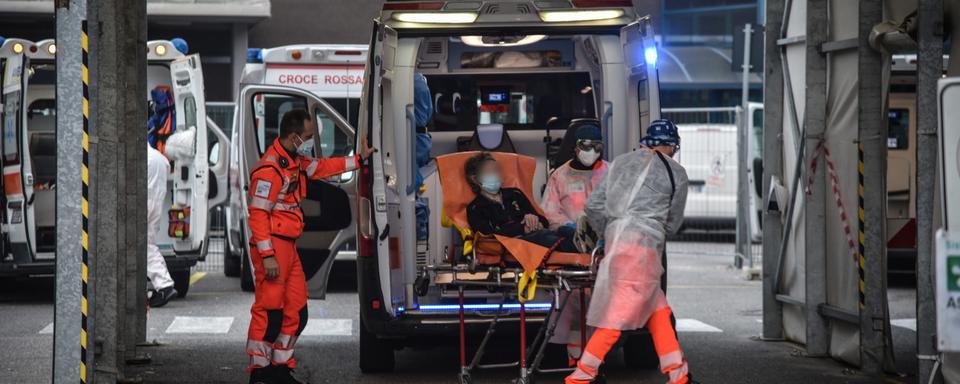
[0,36,5,48]
[644,46,658,66]
[171,38,189,54]
[246,48,264,63]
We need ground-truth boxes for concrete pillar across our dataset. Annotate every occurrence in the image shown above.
[857,0,890,374]
[803,0,830,357]
[916,0,944,382]
[87,0,148,381]
[232,23,249,100]
[53,0,86,382]
[762,0,785,341]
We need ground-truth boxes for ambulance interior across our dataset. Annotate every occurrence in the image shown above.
[24,61,57,253]
[399,34,622,307]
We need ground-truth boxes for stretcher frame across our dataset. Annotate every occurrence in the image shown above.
[424,246,601,384]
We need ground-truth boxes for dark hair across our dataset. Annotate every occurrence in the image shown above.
[279,109,311,139]
[464,152,496,194]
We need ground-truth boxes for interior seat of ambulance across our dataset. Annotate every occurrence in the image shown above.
[415,36,599,270]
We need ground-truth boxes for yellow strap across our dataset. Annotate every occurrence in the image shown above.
[517,271,538,303]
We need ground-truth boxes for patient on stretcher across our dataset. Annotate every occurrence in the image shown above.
[464,152,579,253]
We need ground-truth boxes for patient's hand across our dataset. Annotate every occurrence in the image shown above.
[522,214,543,233]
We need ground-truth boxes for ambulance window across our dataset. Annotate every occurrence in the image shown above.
[888,109,909,150]
[314,110,351,158]
[184,95,198,131]
[2,91,20,164]
[251,93,307,155]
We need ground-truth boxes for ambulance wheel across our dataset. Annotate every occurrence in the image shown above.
[359,317,394,373]
[171,268,190,298]
[224,247,241,277]
[622,333,659,370]
[241,249,255,292]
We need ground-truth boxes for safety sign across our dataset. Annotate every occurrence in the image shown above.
[937,230,960,352]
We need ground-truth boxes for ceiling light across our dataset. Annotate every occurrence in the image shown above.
[394,12,478,24]
[539,9,624,23]
[460,35,546,47]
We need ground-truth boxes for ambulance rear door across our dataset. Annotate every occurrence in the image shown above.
[168,54,211,257]
[237,84,356,298]
[621,17,661,151]
[2,53,36,262]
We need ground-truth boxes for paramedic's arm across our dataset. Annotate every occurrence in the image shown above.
[540,173,567,230]
[665,167,689,234]
[247,168,283,278]
[584,165,610,235]
[302,155,361,180]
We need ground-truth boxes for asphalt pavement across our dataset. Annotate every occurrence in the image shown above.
[0,241,921,383]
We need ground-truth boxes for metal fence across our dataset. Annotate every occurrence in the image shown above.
[662,107,761,277]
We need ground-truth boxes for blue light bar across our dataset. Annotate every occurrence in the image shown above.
[644,47,658,66]
[171,38,189,55]
[407,302,554,312]
[246,48,264,63]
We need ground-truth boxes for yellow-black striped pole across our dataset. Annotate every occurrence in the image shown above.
[80,19,90,384]
[857,143,865,310]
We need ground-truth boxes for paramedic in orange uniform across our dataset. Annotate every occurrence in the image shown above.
[245,109,374,384]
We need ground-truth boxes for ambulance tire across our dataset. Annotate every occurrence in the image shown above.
[622,333,659,370]
[241,249,255,292]
[359,317,394,373]
[224,248,241,277]
[171,268,191,298]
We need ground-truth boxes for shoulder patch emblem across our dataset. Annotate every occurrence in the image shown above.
[254,180,272,198]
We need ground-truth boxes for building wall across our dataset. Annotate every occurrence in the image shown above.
[249,0,385,47]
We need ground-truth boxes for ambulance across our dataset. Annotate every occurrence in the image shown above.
[230,0,663,373]
[225,44,367,291]
[0,37,229,298]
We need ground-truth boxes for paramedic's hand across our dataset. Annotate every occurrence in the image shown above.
[359,135,376,161]
[262,256,280,280]
[523,214,543,233]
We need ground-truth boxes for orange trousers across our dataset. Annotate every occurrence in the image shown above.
[245,237,308,371]
[566,307,688,384]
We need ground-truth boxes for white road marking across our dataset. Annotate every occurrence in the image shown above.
[165,316,234,334]
[299,319,352,336]
[891,318,916,332]
[677,319,723,333]
[39,323,54,334]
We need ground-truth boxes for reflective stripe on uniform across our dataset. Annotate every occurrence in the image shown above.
[246,340,273,368]
[256,239,274,252]
[304,159,319,176]
[250,196,275,211]
[345,156,356,170]
[273,202,299,212]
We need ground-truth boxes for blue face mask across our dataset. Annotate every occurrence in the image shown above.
[479,174,502,194]
[295,134,314,156]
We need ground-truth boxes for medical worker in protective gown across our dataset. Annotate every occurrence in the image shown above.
[566,120,693,384]
[541,124,608,364]
[146,144,177,307]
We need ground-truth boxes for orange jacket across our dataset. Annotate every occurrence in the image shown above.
[248,139,359,256]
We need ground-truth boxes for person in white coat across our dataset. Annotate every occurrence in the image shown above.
[147,144,177,307]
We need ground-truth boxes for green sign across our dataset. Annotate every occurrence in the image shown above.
[949,256,960,292]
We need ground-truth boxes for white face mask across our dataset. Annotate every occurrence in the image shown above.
[295,134,314,156]
[577,149,600,166]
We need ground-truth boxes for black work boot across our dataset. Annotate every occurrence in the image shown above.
[272,365,308,384]
[148,286,178,308]
[249,366,276,384]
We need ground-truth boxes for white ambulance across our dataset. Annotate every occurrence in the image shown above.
[232,0,663,373]
[225,44,367,292]
[0,37,229,298]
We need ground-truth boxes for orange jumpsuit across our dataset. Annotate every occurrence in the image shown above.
[245,139,359,371]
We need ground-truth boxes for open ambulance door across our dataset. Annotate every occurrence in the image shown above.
[236,84,356,297]
[168,54,210,258]
[622,17,661,151]
[206,115,230,208]
[2,52,37,262]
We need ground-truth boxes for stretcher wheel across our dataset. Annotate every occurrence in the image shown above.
[458,373,472,384]
[513,377,531,384]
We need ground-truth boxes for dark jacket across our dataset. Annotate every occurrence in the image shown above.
[467,188,548,237]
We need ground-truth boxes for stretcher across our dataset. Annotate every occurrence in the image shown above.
[425,151,601,384]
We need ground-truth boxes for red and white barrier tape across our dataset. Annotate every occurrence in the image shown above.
[805,141,858,262]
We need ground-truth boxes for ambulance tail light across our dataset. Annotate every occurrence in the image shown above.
[358,162,375,258]
[246,48,264,63]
